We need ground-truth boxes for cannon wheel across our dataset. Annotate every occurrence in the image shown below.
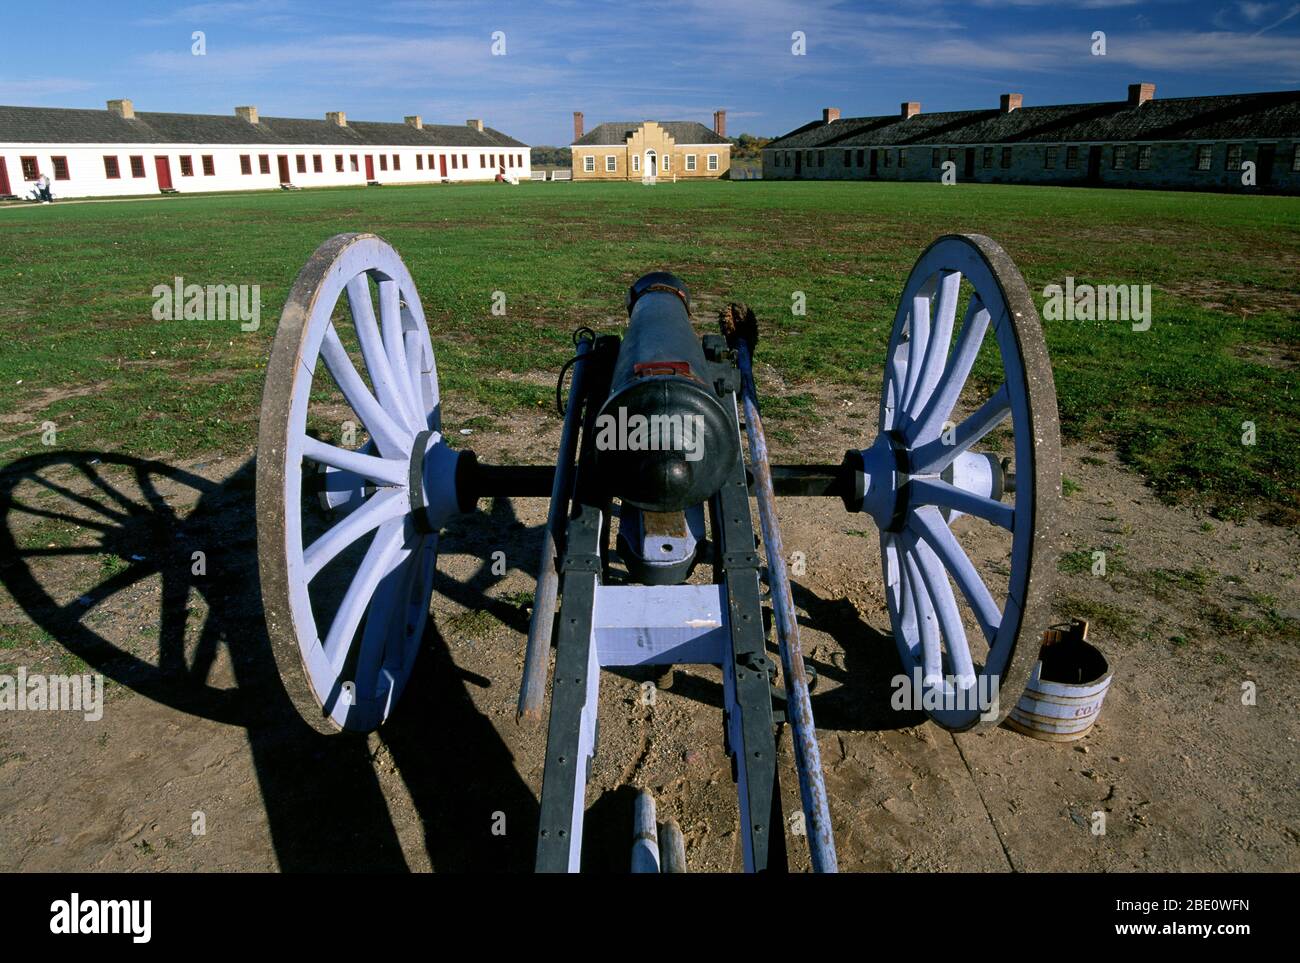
[257,233,458,733]
[876,234,1060,731]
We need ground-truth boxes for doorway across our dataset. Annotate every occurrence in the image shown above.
[1257,144,1276,188]
[964,148,976,179]
[1087,146,1102,184]
[154,156,174,191]
[795,151,802,176]
[277,155,291,184]
[0,157,10,196]
[365,155,375,180]
[439,154,447,177]
[869,150,879,177]
[645,149,657,178]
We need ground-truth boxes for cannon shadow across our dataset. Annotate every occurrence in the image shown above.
[0,450,536,872]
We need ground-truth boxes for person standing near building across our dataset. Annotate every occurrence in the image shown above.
[35,172,52,203]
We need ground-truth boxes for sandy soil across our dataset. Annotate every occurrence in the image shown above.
[1,397,1297,872]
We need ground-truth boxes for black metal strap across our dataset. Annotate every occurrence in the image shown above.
[408,429,436,534]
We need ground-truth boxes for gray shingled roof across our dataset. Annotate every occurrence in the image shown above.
[768,91,1300,149]
[573,121,729,146]
[0,105,529,147]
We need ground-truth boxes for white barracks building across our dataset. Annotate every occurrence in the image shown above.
[0,99,531,200]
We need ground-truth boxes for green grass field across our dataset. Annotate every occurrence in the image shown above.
[1,180,1297,521]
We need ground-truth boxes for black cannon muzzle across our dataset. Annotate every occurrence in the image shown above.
[593,272,738,513]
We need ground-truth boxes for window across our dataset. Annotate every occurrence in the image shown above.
[584,155,595,172]
[844,150,852,167]
[392,154,400,171]
[1137,145,1152,171]
[240,155,252,175]
[818,150,826,167]
[932,148,941,168]
[103,156,120,179]
[602,155,614,172]
[461,154,468,168]
[352,155,360,172]
[661,154,670,172]
[1000,148,1012,169]
[336,154,345,172]
[1065,146,1078,170]
[857,149,865,167]
[898,149,907,167]
[259,154,270,174]
[20,156,39,180]
[707,153,718,171]
[685,154,697,171]
[632,154,640,172]
[1112,145,1126,170]
[480,154,487,169]
[179,155,194,177]
[201,155,215,176]
[1293,145,1300,172]
[130,156,146,178]
[947,148,957,164]
[1225,144,1241,171]
[428,154,436,170]
[1196,145,1212,171]
[52,156,69,180]
[297,155,307,173]
[982,146,993,168]
[806,150,814,167]
[379,155,388,171]
[451,155,458,169]
[884,150,892,168]
[313,155,323,173]
[1044,147,1058,170]
[416,154,423,170]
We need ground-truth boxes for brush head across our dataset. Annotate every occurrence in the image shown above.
[718,302,758,353]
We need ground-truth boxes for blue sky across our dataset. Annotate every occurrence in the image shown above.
[1,0,1296,144]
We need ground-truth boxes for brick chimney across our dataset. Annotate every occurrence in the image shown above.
[713,109,727,137]
[326,111,347,127]
[235,105,258,124]
[1128,82,1156,106]
[1000,93,1023,113]
[107,99,135,120]
[573,111,584,141]
[404,115,423,129]
[901,101,920,119]
[823,107,840,124]
[467,118,483,132]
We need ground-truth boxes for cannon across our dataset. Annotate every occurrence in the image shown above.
[256,231,1061,872]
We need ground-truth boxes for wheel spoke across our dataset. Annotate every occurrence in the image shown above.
[322,517,407,672]
[303,487,409,581]
[403,330,430,429]
[908,297,992,445]
[302,436,407,488]
[909,383,1010,474]
[909,506,1001,642]
[909,476,1014,530]
[377,278,421,430]
[900,294,931,415]
[905,270,961,418]
[902,548,944,688]
[347,276,418,433]
[319,324,411,459]
[909,534,977,688]
[353,535,421,700]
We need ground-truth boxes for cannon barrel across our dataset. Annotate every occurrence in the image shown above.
[593,272,738,512]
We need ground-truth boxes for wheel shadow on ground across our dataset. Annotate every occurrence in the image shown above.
[0,451,536,872]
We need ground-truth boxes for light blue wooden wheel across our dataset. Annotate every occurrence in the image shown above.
[256,233,460,733]
[860,234,1061,731]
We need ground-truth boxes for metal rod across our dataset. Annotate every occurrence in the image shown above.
[631,790,661,873]
[732,337,839,873]
[459,463,850,500]
[517,336,592,722]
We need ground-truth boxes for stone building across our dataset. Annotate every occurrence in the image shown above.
[763,84,1299,194]
[570,111,731,181]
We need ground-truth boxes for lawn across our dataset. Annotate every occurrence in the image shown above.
[0,179,1297,522]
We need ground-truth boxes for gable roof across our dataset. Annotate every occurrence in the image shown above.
[767,91,1300,149]
[573,120,729,146]
[0,105,530,148]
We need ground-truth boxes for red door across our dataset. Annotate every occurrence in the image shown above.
[0,158,10,196]
[277,155,291,184]
[365,155,375,180]
[154,156,174,190]
[439,154,447,177]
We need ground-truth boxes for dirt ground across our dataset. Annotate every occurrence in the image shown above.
[1,390,1297,873]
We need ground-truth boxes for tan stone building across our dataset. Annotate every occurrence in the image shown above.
[570,111,731,181]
